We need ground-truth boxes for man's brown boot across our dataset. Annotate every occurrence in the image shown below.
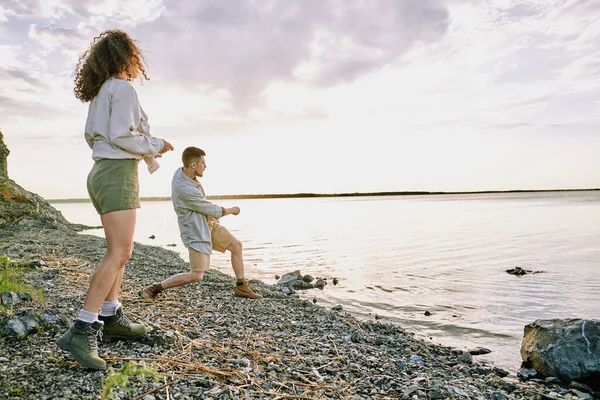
[234,279,263,299]
[139,283,163,301]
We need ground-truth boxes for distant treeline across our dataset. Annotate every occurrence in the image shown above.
[48,188,599,204]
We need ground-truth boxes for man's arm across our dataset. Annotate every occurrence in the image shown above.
[220,206,240,217]
[180,188,224,218]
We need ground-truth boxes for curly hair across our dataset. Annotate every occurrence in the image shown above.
[74,30,149,102]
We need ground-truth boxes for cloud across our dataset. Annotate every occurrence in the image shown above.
[0,67,46,87]
[0,94,65,119]
[28,23,87,51]
[1,0,164,23]
[131,0,449,109]
[1,0,81,19]
[3,0,451,116]
[85,0,165,26]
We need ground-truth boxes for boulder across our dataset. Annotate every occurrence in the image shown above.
[506,267,544,276]
[0,311,53,339]
[278,270,302,286]
[0,291,20,306]
[313,279,326,289]
[0,131,78,230]
[521,319,600,386]
[0,291,32,306]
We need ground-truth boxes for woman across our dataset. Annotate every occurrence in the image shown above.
[56,30,174,370]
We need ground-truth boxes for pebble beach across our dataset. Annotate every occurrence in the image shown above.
[0,220,591,400]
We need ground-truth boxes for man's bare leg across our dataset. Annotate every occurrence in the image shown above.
[160,270,206,289]
[140,249,209,300]
[227,239,263,299]
[227,238,245,280]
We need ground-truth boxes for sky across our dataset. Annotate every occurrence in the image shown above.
[1,0,599,199]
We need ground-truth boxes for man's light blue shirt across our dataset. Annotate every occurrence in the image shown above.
[171,168,223,254]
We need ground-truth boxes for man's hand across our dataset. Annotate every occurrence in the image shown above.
[228,207,240,215]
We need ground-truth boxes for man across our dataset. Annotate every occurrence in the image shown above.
[140,146,262,300]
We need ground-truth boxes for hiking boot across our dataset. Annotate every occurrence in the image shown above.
[234,279,263,299]
[138,283,163,301]
[56,320,106,370]
[99,306,147,341]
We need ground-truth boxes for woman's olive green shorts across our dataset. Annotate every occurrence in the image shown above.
[87,158,140,215]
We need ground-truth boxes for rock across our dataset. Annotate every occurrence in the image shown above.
[17,292,32,302]
[281,286,294,296]
[345,330,361,343]
[27,260,48,268]
[545,377,562,385]
[424,311,432,316]
[374,336,386,345]
[568,381,594,394]
[395,360,406,370]
[0,291,20,306]
[277,271,302,286]
[0,132,76,230]
[0,131,8,179]
[313,279,326,289]
[0,316,28,338]
[166,243,177,247]
[570,389,594,400]
[518,368,539,380]
[521,319,600,384]
[333,277,339,285]
[0,311,49,339]
[457,352,473,364]
[506,267,528,275]
[293,281,314,290]
[41,314,59,325]
[149,235,156,239]
[332,305,343,311]
[446,386,467,397]
[277,271,326,291]
[506,266,545,276]
[1,290,33,305]
[274,275,280,280]
[409,355,423,364]
[469,347,492,355]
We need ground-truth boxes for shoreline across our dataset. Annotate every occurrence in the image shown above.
[46,188,600,203]
[0,222,580,399]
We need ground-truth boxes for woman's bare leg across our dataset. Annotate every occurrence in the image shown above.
[82,209,136,312]
[105,268,125,302]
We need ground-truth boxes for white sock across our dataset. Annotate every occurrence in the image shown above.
[100,300,122,316]
[77,309,99,323]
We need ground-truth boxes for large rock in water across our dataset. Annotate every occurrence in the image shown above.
[521,319,600,386]
[0,131,76,230]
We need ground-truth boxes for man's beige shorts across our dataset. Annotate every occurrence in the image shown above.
[208,218,235,253]
[189,219,236,272]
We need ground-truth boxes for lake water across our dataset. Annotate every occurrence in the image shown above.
[52,191,600,373]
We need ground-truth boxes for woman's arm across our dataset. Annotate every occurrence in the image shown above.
[108,83,164,156]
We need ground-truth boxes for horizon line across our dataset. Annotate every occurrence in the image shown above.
[47,188,600,203]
